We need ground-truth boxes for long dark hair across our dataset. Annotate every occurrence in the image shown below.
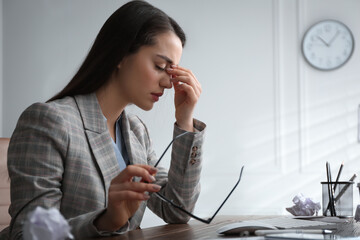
[48,0,186,102]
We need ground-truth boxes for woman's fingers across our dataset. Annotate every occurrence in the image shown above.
[168,65,200,85]
[112,164,157,184]
[109,165,161,202]
[100,165,160,231]
[109,190,151,201]
[173,81,197,104]
[167,66,201,97]
[172,76,201,97]
[110,181,162,193]
[166,65,201,131]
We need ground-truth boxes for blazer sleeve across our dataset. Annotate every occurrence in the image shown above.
[7,103,112,239]
[146,119,206,223]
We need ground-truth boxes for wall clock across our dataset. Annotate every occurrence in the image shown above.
[302,20,354,71]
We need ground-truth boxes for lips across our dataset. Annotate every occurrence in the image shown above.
[151,92,163,102]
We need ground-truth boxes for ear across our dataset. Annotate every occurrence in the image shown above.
[117,56,129,69]
[117,61,123,69]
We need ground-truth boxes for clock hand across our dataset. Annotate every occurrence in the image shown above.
[328,30,340,46]
[317,36,329,47]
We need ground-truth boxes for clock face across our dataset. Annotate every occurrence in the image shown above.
[302,20,354,71]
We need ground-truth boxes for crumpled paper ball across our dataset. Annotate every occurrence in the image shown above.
[23,206,74,240]
[286,193,321,216]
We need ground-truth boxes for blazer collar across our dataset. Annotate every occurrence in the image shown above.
[74,93,107,134]
[74,93,147,179]
[74,93,120,198]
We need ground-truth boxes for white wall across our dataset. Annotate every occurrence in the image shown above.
[2,0,360,228]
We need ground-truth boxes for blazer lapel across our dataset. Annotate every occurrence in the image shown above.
[74,94,120,203]
[121,111,148,166]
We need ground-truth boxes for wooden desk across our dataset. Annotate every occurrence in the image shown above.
[94,216,360,240]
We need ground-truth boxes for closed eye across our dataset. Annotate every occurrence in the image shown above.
[155,65,166,71]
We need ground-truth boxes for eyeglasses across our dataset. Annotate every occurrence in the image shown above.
[153,132,244,224]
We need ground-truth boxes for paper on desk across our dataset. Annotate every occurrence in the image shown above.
[265,233,360,240]
[23,206,74,240]
[286,193,321,216]
[294,216,350,224]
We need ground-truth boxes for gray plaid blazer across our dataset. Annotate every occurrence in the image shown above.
[1,93,206,239]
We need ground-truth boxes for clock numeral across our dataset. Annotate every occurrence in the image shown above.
[336,57,341,64]
[326,60,332,67]
[324,24,331,32]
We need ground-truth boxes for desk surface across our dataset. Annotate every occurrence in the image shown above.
[93,216,360,240]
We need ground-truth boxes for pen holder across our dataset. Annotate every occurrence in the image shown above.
[321,181,354,217]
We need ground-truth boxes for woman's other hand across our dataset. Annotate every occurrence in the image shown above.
[94,165,160,231]
[167,65,201,132]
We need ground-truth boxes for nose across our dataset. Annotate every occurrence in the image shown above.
[159,74,172,89]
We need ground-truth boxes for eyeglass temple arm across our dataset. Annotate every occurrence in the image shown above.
[154,132,189,168]
[155,166,244,224]
[155,192,212,224]
[205,166,244,223]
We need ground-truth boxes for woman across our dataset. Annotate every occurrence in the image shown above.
[1,1,205,239]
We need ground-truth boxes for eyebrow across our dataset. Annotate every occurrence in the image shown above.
[156,54,173,64]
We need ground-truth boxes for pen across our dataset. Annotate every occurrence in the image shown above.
[334,162,344,191]
[334,174,357,203]
[325,162,343,214]
[254,229,333,236]
[326,162,336,216]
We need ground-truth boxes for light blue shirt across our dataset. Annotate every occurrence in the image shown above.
[103,114,129,171]
[112,115,129,171]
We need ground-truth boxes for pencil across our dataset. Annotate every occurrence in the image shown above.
[334,162,344,191]
[325,162,344,214]
[325,162,332,216]
[334,174,357,203]
[326,162,336,216]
